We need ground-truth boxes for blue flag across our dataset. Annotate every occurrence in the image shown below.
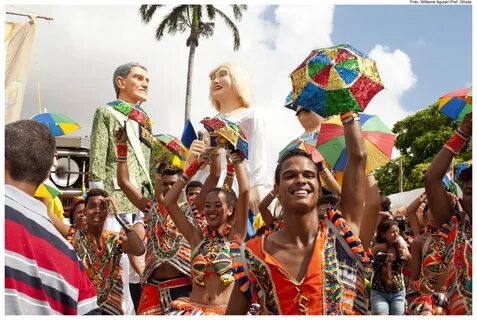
[181,119,197,149]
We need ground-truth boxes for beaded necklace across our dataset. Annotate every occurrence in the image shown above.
[189,198,235,288]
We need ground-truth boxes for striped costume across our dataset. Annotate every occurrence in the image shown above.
[5,185,99,315]
[72,229,125,315]
[137,202,193,315]
[233,208,372,315]
[441,211,472,315]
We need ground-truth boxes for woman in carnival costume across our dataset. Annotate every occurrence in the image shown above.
[163,145,250,314]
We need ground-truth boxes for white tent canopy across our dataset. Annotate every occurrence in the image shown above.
[387,185,462,212]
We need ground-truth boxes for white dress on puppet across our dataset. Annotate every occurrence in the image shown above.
[194,108,273,192]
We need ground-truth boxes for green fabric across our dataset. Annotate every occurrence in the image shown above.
[89,105,153,213]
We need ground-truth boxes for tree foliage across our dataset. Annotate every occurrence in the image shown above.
[375,103,471,195]
[139,5,247,121]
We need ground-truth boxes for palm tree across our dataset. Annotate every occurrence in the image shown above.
[139,5,247,122]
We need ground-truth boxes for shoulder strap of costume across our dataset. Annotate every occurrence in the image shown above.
[108,106,152,188]
[240,241,255,293]
[325,218,365,271]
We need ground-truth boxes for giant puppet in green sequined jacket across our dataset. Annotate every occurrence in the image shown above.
[89,100,154,213]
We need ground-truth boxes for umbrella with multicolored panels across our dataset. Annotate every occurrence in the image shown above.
[155,134,187,161]
[438,87,472,124]
[31,112,81,137]
[200,117,249,159]
[279,135,324,164]
[35,178,61,199]
[290,44,384,118]
[316,113,395,174]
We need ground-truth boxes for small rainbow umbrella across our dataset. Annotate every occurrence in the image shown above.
[31,112,81,137]
[316,113,396,173]
[438,87,472,124]
[34,178,61,199]
[290,44,384,118]
[155,134,187,161]
[201,117,249,159]
[279,135,324,164]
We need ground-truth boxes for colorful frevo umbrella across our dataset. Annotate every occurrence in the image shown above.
[316,113,396,174]
[200,117,249,159]
[279,135,324,164]
[31,112,81,137]
[284,91,297,111]
[438,87,472,124]
[155,134,187,161]
[290,44,384,118]
[34,178,61,199]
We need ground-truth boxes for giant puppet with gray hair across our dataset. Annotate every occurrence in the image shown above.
[89,62,154,216]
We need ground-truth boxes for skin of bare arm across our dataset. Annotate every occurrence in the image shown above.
[339,116,367,235]
[41,197,71,238]
[408,235,424,286]
[425,112,471,228]
[225,280,252,315]
[193,148,221,213]
[229,152,250,241]
[222,152,235,191]
[406,195,426,236]
[128,253,144,279]
[115,126,151,212]
[163,153,214,248]
[317,161,341,195]
[359,174,382,250]
[258,191,276,226]
[107,198,145,256]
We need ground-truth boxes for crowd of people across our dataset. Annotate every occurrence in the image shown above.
[4,61,472,315]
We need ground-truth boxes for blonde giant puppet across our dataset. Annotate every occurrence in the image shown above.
[189,63,272,225]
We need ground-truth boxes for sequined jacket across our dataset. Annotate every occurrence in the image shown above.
[89,103,153,213]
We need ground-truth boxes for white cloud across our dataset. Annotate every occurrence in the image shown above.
[365,44,417,129]
[11,4,416,181]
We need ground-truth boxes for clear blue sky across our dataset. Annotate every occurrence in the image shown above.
[264,4,472,113]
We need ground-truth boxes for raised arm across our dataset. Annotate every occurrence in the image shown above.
[339,112,367,235]
[230,152,250,241]
[40,197,71,238]
[222,152,236,191]
[258,190,276,226]
[317,161,341,195]
[359,174,382,250]
[193,148,221,213]
[225,282,252,315]
[425,112,471,227]
[107,198,145,256]
[406,193,427,236]
[163,159,204,248]
[115,126,151,212]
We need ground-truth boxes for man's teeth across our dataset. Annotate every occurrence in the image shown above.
[294,190,308,196]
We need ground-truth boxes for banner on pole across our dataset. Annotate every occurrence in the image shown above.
[5,19,36,124]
